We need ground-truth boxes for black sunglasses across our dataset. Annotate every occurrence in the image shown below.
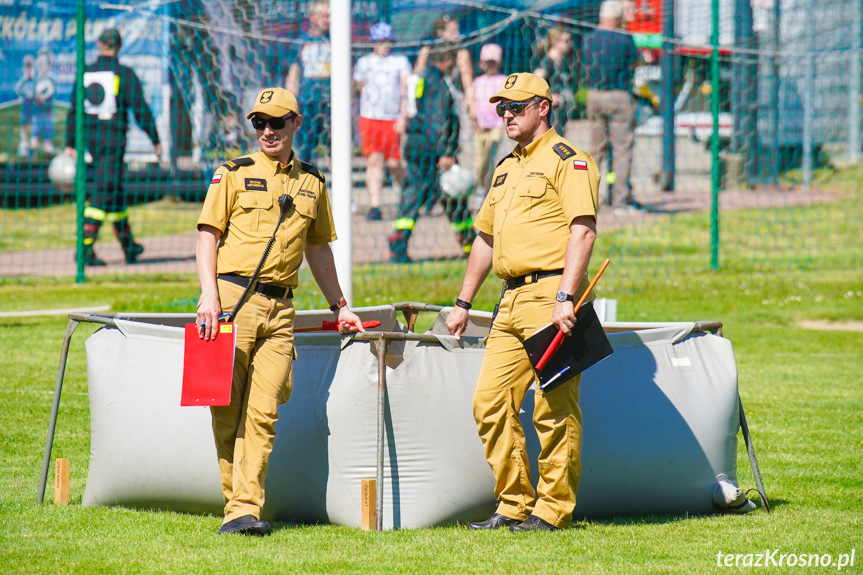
[250,114,296,131]
[495,99,542,118]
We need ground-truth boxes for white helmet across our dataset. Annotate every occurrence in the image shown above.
[48,154,76,192]
[439,164,475,200]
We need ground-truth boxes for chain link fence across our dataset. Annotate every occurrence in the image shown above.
[1,0,860,289]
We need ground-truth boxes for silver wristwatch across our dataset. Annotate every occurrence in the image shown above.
[555,291,574,303]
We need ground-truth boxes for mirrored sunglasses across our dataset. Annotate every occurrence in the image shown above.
[495,99,542,118]
[250,114,296,131]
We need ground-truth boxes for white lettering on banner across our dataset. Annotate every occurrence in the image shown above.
[717,549,855,570]
[0,15,161,43]
[0,16,64,41]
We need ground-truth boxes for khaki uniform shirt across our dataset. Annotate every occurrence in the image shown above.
[475,128,600,292]
[197,150,336,287]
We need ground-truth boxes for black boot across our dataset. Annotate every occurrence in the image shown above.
[388,230,412,264]
[78,218,106,266]
[113,219,144,264]
[79,245,106,267]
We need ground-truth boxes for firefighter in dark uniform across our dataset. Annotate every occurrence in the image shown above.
[446,73,600,531]
[388,47,474,263]
[196,87,364,535]
[64,28,162,266]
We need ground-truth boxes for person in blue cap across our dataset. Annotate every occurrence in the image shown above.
[353,22,412,221]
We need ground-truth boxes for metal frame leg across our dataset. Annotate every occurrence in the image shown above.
[739,395,770,512]
[37,317,80,503]
[375,336,387,531]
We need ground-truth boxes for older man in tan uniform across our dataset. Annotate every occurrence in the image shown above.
[446,73,600,532]
[196,87,363,535]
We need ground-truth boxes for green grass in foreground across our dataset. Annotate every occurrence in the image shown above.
[0,261,861,574]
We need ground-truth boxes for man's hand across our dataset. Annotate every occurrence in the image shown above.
[552,300,577,336]
[335,307,365,334]
[438,156,455,172]
[445,306,470,340]
[153,143,163,158]
[394,117,406,135]
[196,292,223,341]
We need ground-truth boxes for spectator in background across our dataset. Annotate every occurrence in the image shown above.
[32,47,57,158]
[286,1,331,160]
[15,54,36,160]
[534,27,581,141]
[472,43,507,208]
[64,29,162,266]
[353,22,411,221]
[388,49,474,263]
[582,0,640,213]
[413,14,476,166]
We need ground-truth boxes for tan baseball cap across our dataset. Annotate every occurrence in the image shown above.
[246,87,299,119]
[489,73,552,103]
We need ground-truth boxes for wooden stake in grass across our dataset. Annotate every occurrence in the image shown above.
[361,478,376,531]
[54,458,69,506]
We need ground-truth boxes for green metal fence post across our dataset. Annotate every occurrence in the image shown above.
[74,0,86,283]
[710,0,721,270]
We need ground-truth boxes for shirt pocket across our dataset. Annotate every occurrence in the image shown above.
[487,185,505,206]
[292,194,319,221]
[237,191,273,232]
[518,178,549,216]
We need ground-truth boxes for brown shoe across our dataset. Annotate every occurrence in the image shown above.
[510,515,559,532]
[468,513,521,530]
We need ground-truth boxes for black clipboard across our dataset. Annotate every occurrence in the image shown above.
[522,301,614,392]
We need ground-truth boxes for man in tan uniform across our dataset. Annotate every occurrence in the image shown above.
[446,73,600,532]
[196,87,363,535]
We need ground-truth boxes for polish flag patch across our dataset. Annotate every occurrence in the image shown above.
[210,173,223,185]
[573,160,588,171]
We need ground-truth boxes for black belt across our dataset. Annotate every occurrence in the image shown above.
[218,273,293,300]
[504,269,564,290]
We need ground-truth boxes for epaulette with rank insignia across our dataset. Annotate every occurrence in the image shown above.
[222,157,255,171]
[299,160,325,183]
[552,142,577,160]
[496,152,516,168]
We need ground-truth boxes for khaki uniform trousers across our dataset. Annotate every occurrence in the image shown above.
[474,275,583,528]
[585,89,636,206]
[209,278,296,524]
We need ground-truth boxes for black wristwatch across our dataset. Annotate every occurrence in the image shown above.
[329,297,347,312]
[555,291,575,303]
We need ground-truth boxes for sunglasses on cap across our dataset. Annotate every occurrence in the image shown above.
[495,99,543,118]
[250,114,297,131]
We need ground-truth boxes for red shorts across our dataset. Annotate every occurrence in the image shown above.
[359,117,401,160]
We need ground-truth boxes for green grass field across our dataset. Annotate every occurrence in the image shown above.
[1,174,862,573]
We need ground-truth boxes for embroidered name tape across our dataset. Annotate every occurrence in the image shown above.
[244,178,267,191]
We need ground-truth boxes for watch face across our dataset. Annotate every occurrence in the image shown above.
[556,291,568,302]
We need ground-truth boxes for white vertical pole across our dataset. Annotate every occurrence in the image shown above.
[849,2,861,162]
[330,0,353,303]
[802,0,814,190]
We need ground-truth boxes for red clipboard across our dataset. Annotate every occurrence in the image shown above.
[181,323,236,406]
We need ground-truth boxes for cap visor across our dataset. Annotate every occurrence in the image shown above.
[489,89,537,103]
[246,104,293,119]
